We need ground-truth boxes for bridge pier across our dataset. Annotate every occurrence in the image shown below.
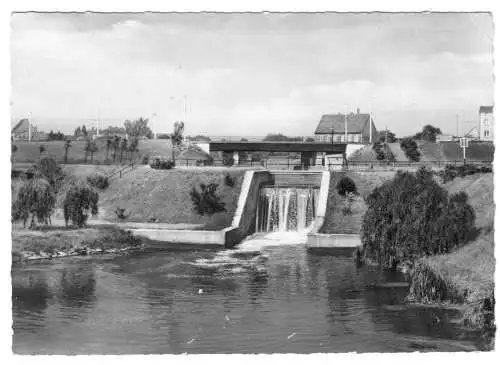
[233,151,239,165]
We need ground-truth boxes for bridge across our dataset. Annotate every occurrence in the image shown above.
[206,138,348,168]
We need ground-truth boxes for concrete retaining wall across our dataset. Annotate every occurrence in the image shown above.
[223,170,272,247]
[132,229,225,246]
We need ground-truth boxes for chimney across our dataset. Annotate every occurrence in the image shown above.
[357,108,360,115]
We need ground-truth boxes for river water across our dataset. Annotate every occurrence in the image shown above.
[12,233,482,354]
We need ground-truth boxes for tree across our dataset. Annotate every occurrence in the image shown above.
[361,168,475,269]
[263,133,302,142]
[88,141,99,163]
[124,117,153,139]
[81,125,88,137]
[63,181,99,228]
[39,144,46,156]
[171,121,185,163]
[11,144,18,163]
[305,137,315,142]
[74,126,81,137]
[112,136,121,162]
[12,178,56,229]
[32,156,65,191]
[106,138,112,160]
[414,125,442,142]
[84,139,91,164]
[378,130,397,143]
[128,138,139,163]
[63,139,72,164]
[400,137,421,162]
[120,138,128,163]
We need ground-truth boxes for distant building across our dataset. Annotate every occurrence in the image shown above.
[479,106,494,142]
[177,145,213,166]
[314,108,378,144]
[11,118,47,141]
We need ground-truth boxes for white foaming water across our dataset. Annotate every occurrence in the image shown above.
[191,231,307,272]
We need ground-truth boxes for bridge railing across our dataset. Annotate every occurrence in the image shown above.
[175,158,493,171]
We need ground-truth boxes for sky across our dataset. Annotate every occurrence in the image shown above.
[11,12,494,137]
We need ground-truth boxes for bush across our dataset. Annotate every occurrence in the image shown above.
[190,183,226,216]
[400,137,421,162]
[12,178,56,229]
[150,158,175,170]
[361,167,475,269]
[63,182,99,227]
[86,173,110,190]
[224,174,236,187]
[141,154,150,165]
[336,176,357,196]
[441,164,493,183]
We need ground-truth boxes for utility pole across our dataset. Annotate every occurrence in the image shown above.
[151,113,157,139]
[344,105,348,143]
[183,95,187,123]
[28,112,32,142]
[456,114,459,138]
[369,105,373,144]
[385,125,389,163]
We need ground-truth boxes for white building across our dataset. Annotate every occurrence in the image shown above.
[479,106,494,141]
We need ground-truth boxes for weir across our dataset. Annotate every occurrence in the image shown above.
[255,187,319,233]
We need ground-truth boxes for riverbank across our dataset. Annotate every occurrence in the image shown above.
[12,225,143,264]
[407,173,495,349]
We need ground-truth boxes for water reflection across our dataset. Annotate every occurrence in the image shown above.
[58,265,96,309]
[12,272,51,314]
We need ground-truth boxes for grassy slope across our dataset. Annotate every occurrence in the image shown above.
[95,166,245,229]
[12,139,174,164]
[320,171,395,234]
[417,141,494,163]
[417,173,495,300]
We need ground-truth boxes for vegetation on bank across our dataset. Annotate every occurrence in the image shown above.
[361,168,476,269]
[12,225,142,264]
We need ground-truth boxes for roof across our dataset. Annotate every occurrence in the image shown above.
[11,119,29,134]
[314,113,370,134]
[479,106,493,113]
[177,145,212,160]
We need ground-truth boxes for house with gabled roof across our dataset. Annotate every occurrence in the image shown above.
[11,119,35,141]
[314,108,378,144]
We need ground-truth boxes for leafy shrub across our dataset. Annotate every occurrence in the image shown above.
[336,176,357,196]
[372,142,394,161]
[224,174,236,187]
[150,158,175,170]
[86,173,110,190]
[12,178,56,229]
[361,167,475,269]
[63,182,99,227]
[441,164,493,183]
[400,137,421,162]
[142,154,150,165]
[190,183,226,216]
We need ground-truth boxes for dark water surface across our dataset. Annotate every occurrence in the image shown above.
[12,234,482,354]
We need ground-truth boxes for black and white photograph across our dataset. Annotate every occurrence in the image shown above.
[8,9,496,355]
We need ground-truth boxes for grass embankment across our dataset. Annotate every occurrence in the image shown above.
[417,141,494,163]
[88,166,245,230]
[320,171,395,234]
[408,173,495,348]
[11,139,175,165]
[12,225,142,264]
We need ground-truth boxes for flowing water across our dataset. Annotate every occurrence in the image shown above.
[12,233,483,354]
[255,187,319,233]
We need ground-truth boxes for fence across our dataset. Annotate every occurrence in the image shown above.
[175,158,493,171]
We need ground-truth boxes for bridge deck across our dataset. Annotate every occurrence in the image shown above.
[209,142,347,153]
